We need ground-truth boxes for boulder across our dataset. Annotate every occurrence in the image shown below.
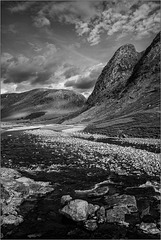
[84,219,98,231]
[138,222,160,235]
[106,206,130,223]
[61,195,72,206]
[60,199,89,222]
[1,167,54,227]
[104,194,137,212]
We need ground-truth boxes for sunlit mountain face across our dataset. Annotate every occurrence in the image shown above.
[1,0,160,97]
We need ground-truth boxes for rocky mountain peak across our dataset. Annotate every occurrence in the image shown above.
[87,43,141,106]
[115,43,137,54]
[120,32,160,96]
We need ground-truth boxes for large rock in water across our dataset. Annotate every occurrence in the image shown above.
[60,199,89,221]
[87,44,140,106]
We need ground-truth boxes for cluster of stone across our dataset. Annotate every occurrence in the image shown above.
[60,182,160,235]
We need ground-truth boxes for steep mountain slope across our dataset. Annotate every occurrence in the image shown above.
[1,88,86,122]
[64,33,160,138]
[87,44,141,106]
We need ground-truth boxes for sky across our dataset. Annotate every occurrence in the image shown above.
[1,0,160,97]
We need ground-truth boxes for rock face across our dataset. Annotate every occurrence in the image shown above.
[122,32,160,96]
[1,168,54,226]
[60,199,89,221]
[87,44,140,106]
[87,32,160,106]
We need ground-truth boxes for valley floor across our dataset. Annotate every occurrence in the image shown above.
[1,127,160,239]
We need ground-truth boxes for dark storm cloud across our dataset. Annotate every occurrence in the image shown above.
[65,77,96,90]
[31,71,52,85]
[63,65,80,79]
[64,65,103,90]
[1,52,55,86]
[3,65,52,85]
[4,68,36,84]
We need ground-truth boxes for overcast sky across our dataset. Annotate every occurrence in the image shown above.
[1,0,160,97]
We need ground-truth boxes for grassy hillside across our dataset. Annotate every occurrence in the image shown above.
[1,88,86,123]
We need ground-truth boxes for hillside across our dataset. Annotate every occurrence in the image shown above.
[64,33,160,138]
[87,44,141,106]
[1,88,86,123]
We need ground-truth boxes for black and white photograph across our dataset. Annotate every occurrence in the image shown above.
[1,0,160,239]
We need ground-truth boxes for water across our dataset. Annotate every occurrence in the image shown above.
[1,131,110,239]
[1,131,109,189]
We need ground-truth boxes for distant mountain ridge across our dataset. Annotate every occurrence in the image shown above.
[1,88,86,122]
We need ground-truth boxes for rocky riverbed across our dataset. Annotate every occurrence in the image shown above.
[1,129,160,239]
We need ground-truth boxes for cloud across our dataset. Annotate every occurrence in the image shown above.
[33,15,50,28]
[2,24,18,35]
[1,45,57,86]
[31,71,52,85]
[8,1,35,13]
[1,46,103,94]
[75,21,90,36]
[87,23,104,45]
[48,1,98,23]
[28,42,43,52]
[35,0,160,45]
[1,53,16,77]
[43,43,57,57]
[1,80,17,94]
[61,63,80,79]
[2,54,40,84]
[64,63,104,90]
[1,39,92,93]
